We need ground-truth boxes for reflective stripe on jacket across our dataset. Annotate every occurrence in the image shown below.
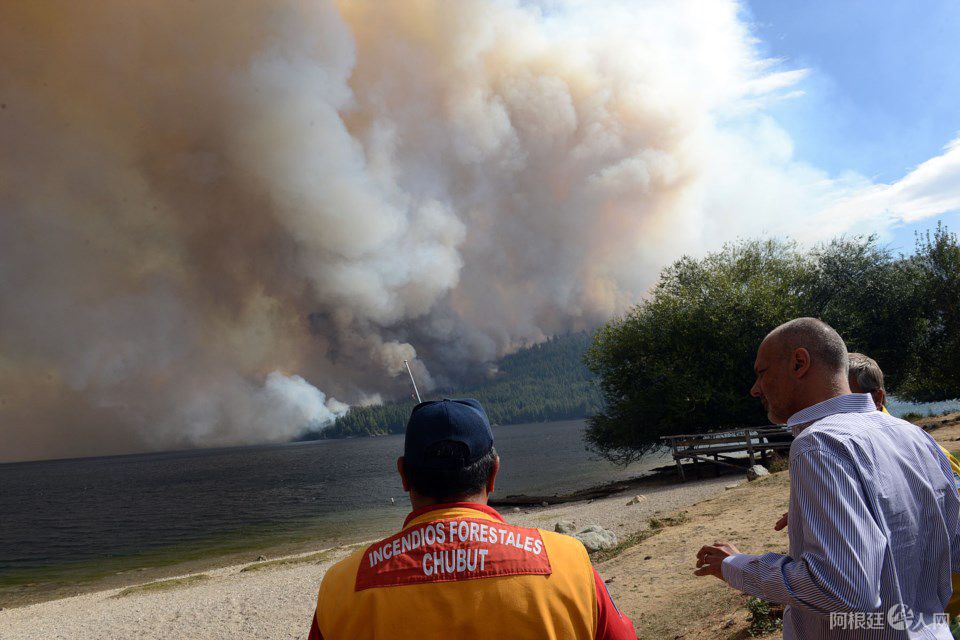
[309,502,637,640]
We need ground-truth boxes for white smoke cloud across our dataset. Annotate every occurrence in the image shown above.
[259,372,347,431]
[1,0,958,462]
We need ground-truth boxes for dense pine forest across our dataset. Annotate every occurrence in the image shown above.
[305,332,603,439]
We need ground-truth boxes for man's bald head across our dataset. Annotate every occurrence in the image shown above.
[751,318,851,424]
[766,318,849,378]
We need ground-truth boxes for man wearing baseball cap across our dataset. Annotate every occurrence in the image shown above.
[307,398,637,640]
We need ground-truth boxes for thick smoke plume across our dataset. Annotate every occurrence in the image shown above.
[2,1,953,462]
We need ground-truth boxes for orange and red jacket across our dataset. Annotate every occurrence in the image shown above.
[307,502,637,640]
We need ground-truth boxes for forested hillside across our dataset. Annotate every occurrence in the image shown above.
[309,332,603,439]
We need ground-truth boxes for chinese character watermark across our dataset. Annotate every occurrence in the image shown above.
[829,605,949,632]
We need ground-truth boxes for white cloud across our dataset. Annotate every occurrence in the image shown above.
[816,136,960,231]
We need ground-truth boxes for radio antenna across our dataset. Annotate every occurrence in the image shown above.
[403,359,422,403]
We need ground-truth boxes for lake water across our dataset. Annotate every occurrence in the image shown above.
[4,400,955,605]
[0,420,664,603]
[887,398,960,418]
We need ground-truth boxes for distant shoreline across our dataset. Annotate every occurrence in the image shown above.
[5,397,954,467]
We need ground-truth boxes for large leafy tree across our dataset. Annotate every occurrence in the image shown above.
[899,224,960,401]
[584,235,929,464]
[808,237,928,392]
[583,240,808,464]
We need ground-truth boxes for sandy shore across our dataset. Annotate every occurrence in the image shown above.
[0,473,733,640]
[5,412,956,640]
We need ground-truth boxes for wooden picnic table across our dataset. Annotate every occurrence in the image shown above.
[660,426,793,481]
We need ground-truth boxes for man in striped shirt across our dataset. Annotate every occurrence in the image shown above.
[695,318,960,639]
[847,351,960,619]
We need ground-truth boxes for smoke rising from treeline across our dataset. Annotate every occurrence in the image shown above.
[2,1,954,462]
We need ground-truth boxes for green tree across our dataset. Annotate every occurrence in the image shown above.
[584,235,930,464]
[807,237,927,393]
[899,224,960,401]
[584,240,808,464]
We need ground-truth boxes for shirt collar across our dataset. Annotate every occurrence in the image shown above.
[787,393,877,435]
[402,501,506,529]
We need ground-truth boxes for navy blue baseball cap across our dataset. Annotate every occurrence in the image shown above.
[403,398,494,469]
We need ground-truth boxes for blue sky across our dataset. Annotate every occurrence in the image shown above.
[744,0,960,253]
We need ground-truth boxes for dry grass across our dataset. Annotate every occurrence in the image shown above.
[113,574,210,598]
[590,528,662,564]
[648,511,690,530]
[239,549,339,573]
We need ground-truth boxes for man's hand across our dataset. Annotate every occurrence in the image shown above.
[774,511,788,531]
[694,542,742,580]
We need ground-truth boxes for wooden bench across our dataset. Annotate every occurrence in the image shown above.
[660,426,793,481]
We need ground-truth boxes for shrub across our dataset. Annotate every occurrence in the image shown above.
[746,597,784,636]
[766,452,789,473]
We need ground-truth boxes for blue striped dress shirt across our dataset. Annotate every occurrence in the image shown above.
[721,394,960,639]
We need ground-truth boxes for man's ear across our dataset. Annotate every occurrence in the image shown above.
[486,455,500,495]
[792,348,811,378]
[397,456,411,492]
[873,388,886,411]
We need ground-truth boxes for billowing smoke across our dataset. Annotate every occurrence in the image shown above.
[2,1,955,462]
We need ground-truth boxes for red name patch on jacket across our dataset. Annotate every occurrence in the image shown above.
[355,518,552,591]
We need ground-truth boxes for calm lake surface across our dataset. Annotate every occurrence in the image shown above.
[4,401,955,603]
[0,420,661,601]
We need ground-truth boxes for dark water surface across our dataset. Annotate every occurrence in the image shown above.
[0,420,653,602]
